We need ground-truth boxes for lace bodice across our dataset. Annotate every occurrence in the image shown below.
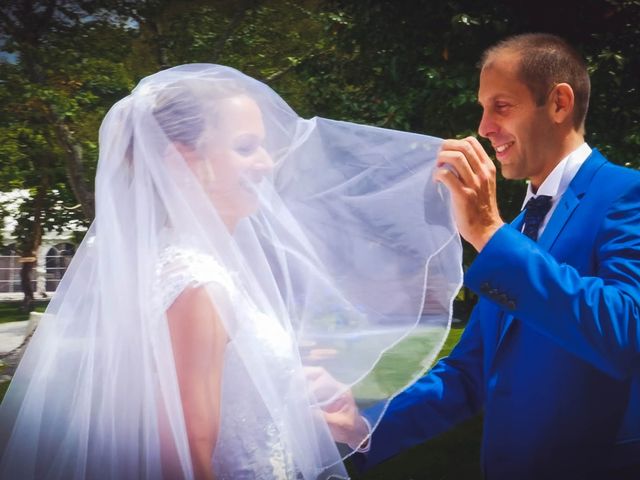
[157,242,300,479]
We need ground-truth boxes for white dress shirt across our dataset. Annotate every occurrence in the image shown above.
[521,142,592,237]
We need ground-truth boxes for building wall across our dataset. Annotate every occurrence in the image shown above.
[0,237,76,295]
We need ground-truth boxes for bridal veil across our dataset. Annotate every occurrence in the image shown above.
[0,64,462,479]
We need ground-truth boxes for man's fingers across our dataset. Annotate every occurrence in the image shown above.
[440,137,492,178]
[303,366,325,380]
[304,366,351,406]
[437,150,477,188]
[464,136,496,173]
[434,166,465,197]
[440,138,482,175]
[435,168,479,217]
[321,395,350,414]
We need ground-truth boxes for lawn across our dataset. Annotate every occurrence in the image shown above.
[347,322,483,480]
[0,300,49,401]
[0,303,481,478]
[0,300,49,324]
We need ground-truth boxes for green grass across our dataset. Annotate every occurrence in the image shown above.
[0,304,481,477]
[347,323,483,480]
[0,300,49,324]
[352,327,447,401]
[441,323,466,357]
[0,300,50,403]
[351,415,483,480]
[0,381,8,401]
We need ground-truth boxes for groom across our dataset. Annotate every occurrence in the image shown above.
[327,33,640,479]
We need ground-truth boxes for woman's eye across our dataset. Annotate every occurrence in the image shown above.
[234,144,258,156]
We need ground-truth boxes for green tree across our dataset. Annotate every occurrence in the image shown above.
[0,0,133,307]
[308,0,639,318]
[0,0,334,305]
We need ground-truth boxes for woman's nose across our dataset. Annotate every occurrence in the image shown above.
[254,147,274,173]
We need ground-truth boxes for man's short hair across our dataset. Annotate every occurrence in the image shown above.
[480,33,590,131]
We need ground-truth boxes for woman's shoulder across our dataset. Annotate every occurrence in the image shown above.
[157,243,236,313]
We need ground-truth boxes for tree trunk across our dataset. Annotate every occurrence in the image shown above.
[147,19,170,69]
[18,169,47,311]
[51,118,95,220]
[20,260,36,312]
[6,1,95,222]
[19,227,43,313]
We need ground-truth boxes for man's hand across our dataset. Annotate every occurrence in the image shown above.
[304,366,370,448]
[434,136,504,251]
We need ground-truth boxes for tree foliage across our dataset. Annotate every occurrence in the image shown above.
[1,0,639,307]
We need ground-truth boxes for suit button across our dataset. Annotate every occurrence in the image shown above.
[497,293,508,304]
[506,300,516,310]
[489,289,499,299]
[480,282,490,294]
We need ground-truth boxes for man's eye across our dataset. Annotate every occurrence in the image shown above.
[495,103,510,111]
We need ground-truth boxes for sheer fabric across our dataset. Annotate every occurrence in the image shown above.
[0,64,462,479]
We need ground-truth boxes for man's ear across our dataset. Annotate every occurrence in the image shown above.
[548,83,575,125]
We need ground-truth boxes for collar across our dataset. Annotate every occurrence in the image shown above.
[522,142,592,208]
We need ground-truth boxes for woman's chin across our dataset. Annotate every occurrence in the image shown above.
[222,199,260,224]
[209,188,260,218]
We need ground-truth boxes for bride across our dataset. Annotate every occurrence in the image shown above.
[0,64,462,479]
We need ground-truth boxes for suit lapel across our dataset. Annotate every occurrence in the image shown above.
[538,149,606,250]
[511,210,526,232]
[537,188,579,250]
[494,150,607,351]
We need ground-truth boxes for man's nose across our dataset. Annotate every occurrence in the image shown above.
[478,111,497,139]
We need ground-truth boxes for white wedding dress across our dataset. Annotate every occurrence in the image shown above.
[157,235,301,479]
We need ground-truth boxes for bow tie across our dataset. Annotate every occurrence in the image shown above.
[523,195,552,241]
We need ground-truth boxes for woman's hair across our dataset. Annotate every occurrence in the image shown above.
[152,82,206,149]
[152,79,247,149]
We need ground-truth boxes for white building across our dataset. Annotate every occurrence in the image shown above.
[0,190,84,296]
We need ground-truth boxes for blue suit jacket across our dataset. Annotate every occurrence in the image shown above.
[359,150,640,479]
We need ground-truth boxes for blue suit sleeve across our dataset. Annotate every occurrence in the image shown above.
[357,307,485,469]
[466,184,640,379]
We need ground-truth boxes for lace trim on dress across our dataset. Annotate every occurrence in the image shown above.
[157,244,236,312]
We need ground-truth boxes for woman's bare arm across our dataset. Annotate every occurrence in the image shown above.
[167,285,229,480]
